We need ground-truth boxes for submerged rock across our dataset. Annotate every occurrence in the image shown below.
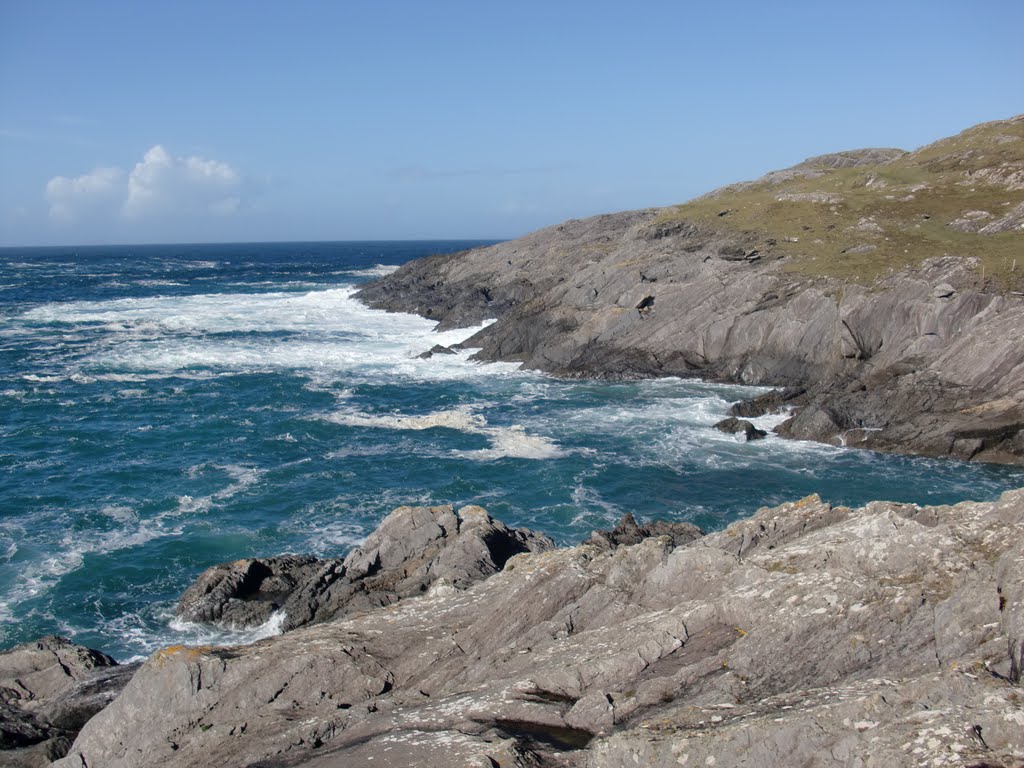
[54,491,1024,767]
[176,504,554,633]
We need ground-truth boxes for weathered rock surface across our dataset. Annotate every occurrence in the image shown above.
[356,116,1024,464]
[177,503,555,632]
[55,491,1024,767]
[0,636,137,766]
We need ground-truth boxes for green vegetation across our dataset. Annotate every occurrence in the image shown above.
[658,116,1024,287]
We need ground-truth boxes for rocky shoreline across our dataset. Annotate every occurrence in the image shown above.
[356,219,1024,464]
[357,116,1024,464]
[3,492,1021,767]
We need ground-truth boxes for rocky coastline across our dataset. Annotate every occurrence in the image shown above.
[357,115,1024,464]
[2,492,1020,767]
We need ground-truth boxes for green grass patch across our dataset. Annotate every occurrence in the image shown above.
[657,116,1024,287]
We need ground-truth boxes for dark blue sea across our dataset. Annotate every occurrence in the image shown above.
[2,241,1021,660]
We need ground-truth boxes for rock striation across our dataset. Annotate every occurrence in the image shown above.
[53,490,1024,767]
[356,115,1024,464]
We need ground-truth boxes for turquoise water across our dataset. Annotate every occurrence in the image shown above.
[2,241,1021,661]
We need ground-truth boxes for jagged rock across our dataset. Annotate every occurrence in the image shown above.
[417,343,457,359]
[176,504,555,632]
[177,554,331,627]
[53,491,1024,768]
[0,636,136,765]
[933,282,956,298]
[713,416,768,441]
[585,512,703,550]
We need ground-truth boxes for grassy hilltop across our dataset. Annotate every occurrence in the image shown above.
[659,114,1024,286]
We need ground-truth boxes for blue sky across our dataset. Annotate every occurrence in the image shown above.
[1,1,1022,246]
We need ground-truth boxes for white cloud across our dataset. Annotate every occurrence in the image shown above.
[45,166,124,222]
[123,145,242,219]
[44,146,244,224]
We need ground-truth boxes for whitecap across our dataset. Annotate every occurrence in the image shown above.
[344,264,400,278]
[165,609,288,650]
[321,405,561,460]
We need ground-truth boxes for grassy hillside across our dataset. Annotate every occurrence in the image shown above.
[658,115,1024,287]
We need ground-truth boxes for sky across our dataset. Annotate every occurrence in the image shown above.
[1,1,1022,247]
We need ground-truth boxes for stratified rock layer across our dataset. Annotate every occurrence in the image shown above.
[55,491,1024,768]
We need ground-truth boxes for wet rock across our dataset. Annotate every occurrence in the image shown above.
[729,387,805,419]
[776,403,843,444]
[176,504,555,633]
[417,343,457,359]
[177,554,331,627]
[713,417,768,441]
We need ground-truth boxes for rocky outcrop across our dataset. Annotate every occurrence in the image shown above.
[54,491,1024,767]
[356,115,1024,464]
[584,512,703,550]
[358,220,1024,464]
[0,636,137,767]
[177,504,555,632]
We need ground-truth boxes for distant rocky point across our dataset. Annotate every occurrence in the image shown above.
[358,114,1024,464]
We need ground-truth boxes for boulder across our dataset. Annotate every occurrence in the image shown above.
[713,416,768,441]
[417,344,458,359]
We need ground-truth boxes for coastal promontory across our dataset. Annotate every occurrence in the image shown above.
[358,114,1024,463]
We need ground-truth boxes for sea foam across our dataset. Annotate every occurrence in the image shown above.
[322,405,561,460]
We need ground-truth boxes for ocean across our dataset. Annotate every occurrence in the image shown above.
[2,240,1021,661]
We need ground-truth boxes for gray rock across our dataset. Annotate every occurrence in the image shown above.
[713,417,768,441]
[933,282,956,298]
[728,387,805,418]
[52,491,1024,767]
[0,636,135,765]
[176,504,554,632]
[979,201,1024,234]
[417,343,457,359]
[585,512,703,550]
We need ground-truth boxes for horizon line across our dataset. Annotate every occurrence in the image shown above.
[0,236,509,251]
